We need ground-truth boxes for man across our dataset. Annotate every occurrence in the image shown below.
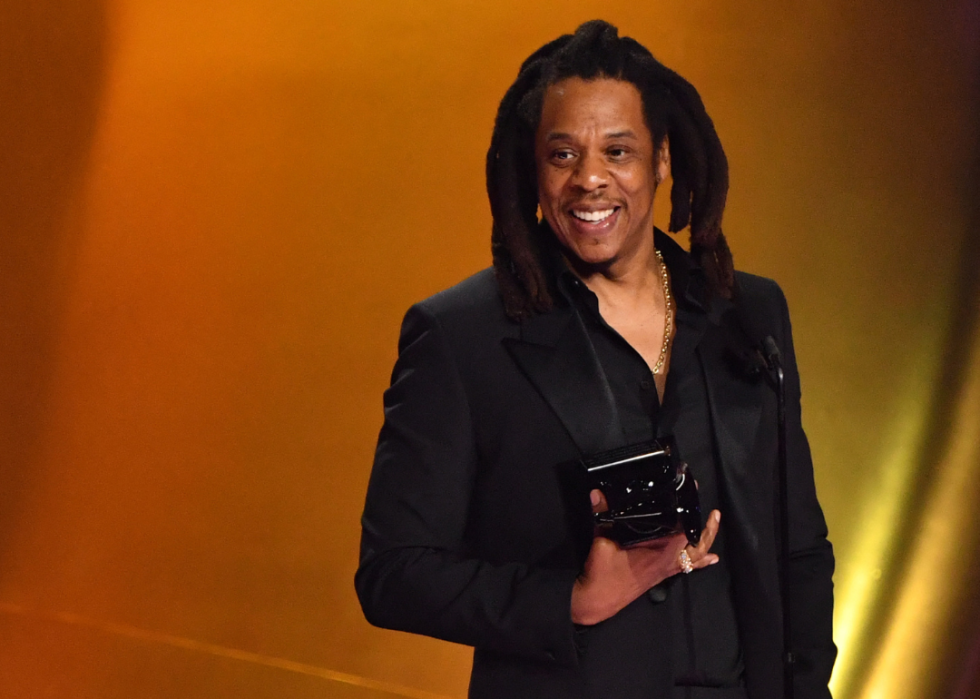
[356,20,835,699]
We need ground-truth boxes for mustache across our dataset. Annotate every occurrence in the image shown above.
[565,196,622,209]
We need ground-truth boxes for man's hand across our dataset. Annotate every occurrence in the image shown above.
[570,489,720,626]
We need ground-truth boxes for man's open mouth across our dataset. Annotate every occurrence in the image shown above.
[570,207,617,223]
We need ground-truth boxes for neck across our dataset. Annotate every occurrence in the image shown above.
[565,234,662,308]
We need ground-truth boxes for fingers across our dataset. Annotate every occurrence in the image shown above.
[698,510,721,552]
[588,503,723,581]
[590,489,609,514]
[684,510,722,571]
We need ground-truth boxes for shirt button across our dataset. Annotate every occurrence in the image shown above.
[647,585,668,603]
[640,378,653,391]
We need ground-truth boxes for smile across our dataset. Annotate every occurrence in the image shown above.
[571,208,617,223]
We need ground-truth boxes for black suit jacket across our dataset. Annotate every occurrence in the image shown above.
[356,235,835,699]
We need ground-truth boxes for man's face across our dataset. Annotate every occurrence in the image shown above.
[535,77,665,271]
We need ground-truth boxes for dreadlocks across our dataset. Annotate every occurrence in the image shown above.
[487,19,734,320]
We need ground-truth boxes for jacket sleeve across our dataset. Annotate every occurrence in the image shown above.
[354,302,581,666]
[776,287,838,699]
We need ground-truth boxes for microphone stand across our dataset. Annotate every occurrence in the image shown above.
[761,337,794,699]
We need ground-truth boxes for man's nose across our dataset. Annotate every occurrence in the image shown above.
[571,152,608,191]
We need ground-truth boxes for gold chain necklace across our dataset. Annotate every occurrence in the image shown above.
[652,248,673,375]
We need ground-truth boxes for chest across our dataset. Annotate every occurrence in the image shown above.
[600,302,673,376]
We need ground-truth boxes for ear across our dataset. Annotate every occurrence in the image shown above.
[655,136,670,185]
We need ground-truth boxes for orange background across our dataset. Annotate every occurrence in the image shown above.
[1,1,978,698]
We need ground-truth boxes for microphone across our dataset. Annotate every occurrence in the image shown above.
[762,336,782,370]
[760,333,793,699]
[732,301,778,378]
[736,308,794,699]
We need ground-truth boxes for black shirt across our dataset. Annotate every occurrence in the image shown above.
[558,234,745,693]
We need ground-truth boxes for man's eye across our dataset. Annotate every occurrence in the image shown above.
[608,147,628,158]
[552,150,574,161]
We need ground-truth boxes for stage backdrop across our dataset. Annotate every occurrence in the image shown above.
[1,1,978,697]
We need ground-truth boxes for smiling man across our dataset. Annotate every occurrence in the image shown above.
[356,20,835,699]
[536,78,662,266]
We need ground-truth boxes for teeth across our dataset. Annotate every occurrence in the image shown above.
[572,208,615,222]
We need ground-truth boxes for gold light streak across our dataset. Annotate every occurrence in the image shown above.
[0,603,452,699]
[829,364,936,698]
[858,339,980,699]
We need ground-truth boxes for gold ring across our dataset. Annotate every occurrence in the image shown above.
[678,549,694,574]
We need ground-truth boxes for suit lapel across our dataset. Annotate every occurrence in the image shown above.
[502,304,623,456]
[697,300,784,696]
[697,300,771,555]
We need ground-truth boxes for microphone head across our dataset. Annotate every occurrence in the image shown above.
[762,336,781,364]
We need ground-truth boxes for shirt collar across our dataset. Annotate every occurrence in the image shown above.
[554,228,710,314]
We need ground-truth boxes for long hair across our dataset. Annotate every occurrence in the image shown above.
[487,20,733,320]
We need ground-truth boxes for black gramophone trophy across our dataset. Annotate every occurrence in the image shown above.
[580,436,701,547]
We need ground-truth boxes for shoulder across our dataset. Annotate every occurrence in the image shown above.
[731,270,794,350]
[734,270,790,320]
[735,270,785,305]
[399,268,514,349]
[416,268,512,330]
[417,268,504,319]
